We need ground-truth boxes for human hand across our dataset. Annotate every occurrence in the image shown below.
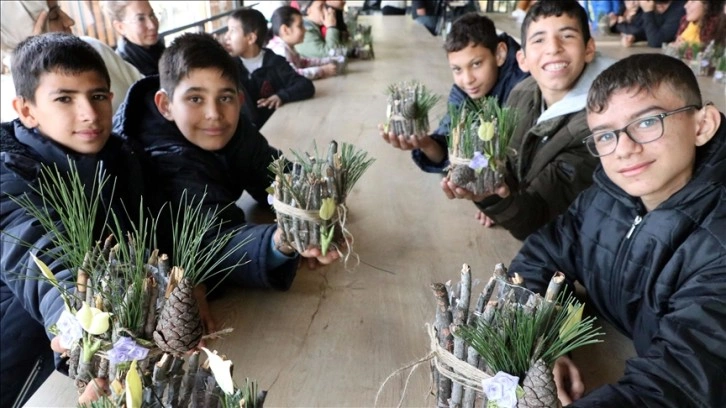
[553,355,584,405]
[475,210,496,227]
[608,12,618,26]
[323,6,337,28]
[257,95,282,109]
[440,177,510,202]
[379,124,427,151]
[32,10,49,35]
[51,337,110,405]
[321,63,337,77]
[638,0,655,13]
[621,34,635,47]
[299,246,341,269]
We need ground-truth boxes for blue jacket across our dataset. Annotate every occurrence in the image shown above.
[412,33,529,172]
[0,120,153,404]
[639,0,685,47]
[113,76,299,291]
[236,49,315,129]
[510,114,726,407]
[580,0,622,22]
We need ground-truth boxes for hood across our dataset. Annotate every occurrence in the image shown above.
[536,53,615,124]
[0,1,46,52]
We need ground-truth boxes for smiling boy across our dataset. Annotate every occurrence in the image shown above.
[113,33,337,303]
[380,13,528,173]
[1,32,154,406]
[442,0,613,240]
[509,53,726,407]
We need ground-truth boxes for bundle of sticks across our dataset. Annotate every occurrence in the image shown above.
[385,80,440,139]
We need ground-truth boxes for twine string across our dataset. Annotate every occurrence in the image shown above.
[374,324,491,407]
[448,154,472,166]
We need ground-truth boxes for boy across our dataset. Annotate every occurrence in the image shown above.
[442,0,612,240]
[381,13,528,175]
[0,33,153,406]
[226,8,315,129]
[509,54,726,407]
[113,33,338,301]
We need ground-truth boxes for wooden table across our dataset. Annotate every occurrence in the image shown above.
[26,14,654,407]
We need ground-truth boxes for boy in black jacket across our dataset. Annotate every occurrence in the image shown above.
[0,33,156,406]
[226,8,315,129]
[510,54,726,407]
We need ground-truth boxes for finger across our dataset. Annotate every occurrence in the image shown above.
[484,216,495,228]
[51,336,66,353]
[78,378,108,405]
[568,363,585,400]
[440,179,456,199]
[32,10,49,35]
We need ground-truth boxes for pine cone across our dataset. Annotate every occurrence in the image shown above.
[153,278,203,356]
[520,359,558,408]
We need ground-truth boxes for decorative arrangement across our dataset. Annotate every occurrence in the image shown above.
[376,264,603,408]
[8,161,265,407]
[267,141,375,258]
[447,97,518,196]
[663,40,724,78]
[384,80,441,139]
[715,52,726,84]
[350,24,374,60]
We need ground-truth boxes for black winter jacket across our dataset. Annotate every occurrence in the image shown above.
[509,114,726,407]
[412,33,529,172]
[236,49,315,129]
[113,76,298,291]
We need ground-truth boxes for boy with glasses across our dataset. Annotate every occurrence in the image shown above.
[508,53,726,406]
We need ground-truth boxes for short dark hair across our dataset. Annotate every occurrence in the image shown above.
[158,33,239,98]
[271,6,302,37]
[11,33,110,103]
[444,13,499,54]
[520,0,591,51]
[229,8,268,48]
[587,54,702,114]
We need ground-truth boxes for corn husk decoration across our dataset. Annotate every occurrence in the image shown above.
[267,141,375,259]
[447,96,518,196]
[384,80,441,139]
[7,160,265,406]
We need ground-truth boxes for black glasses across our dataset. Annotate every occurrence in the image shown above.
[583,105,700,157]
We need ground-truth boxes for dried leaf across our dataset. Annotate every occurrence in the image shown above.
[559,303,584,339]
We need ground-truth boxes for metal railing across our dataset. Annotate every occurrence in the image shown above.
[158,2,258,40]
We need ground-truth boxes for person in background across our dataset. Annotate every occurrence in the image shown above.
[0,0,142,121]
[101,0,165,76]
[226,8,315,128]
[324,0,349,43]
[579,0,622,29]
[268,5,339,80]
[638,0,686,47]
[410,0,444,36]
[295,0,345,58]
[672,0,724,46]
[511,0,536,23]
[608,0,645,47]
[381,0,407,16]
[511,53,726,408]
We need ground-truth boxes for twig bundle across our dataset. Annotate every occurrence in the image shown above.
[447,97,518,196]
[351,24,374,59]
[385,80,441,139]
[268,141,375,257]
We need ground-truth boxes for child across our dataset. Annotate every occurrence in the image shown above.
[442,0,612,240]
[0,33,155,407]
[295,0,345,58]
[267,5,339,80]
[639,0,686,47]
[113,33,338,298]
[607,0,645,47]
[509,54,726,407]
[380,13,528,175]
[672,0,724,46]
[226,8,315,128]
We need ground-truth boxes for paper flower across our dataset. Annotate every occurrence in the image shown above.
[468,151,489,173]
[76,301,111,335]
[125,360,142,408]
[106,337,149,365]
[267,194,275,206]
[478,120,495,141]
[56,309,83,349]
[482,372,519,408]
[201,347,235,395]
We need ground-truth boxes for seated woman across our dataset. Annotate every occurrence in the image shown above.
[673,0,724,46]
[101,0,165,76]
[0,0,142,121]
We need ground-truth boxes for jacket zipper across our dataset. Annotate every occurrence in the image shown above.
[626,215,643,239]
